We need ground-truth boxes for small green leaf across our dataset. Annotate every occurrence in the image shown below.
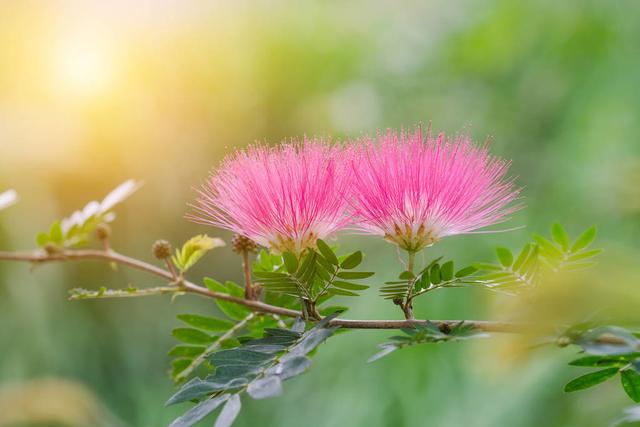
[455,266,478,278]
[551,223,570,251]
[204,277,225,293]
[258,249,273,270]
[172,328,216,345]
[340,251,363,269]
[282,252,298,273]
[512,243,532,271]
[571,226,597,253]
[327,288,359,297]
[473,262,503,271]
[316,239,339,266]
[50,221,64,245]
[331,281,369,291]
[398,271,415,280]
[496,247,514,267]
[171,359,192,377]
[569,356,630,368]
[319,305,349,316]
[173,235,225,273]
[564,368,619,392]
[430,264,441,285]
[168,346,206,358]
[177,314,234,332]
[336,271,374,280]
[440,261,454,281]
[621,369,640,402]
[36,232,50,247]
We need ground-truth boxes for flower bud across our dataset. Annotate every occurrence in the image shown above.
[152,240,172,260]
[95,223,111,241]
[44,243,61,255]
[231,234,257,254]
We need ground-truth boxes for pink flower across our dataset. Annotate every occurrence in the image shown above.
[349,128,521,252]
[189,140,352,255]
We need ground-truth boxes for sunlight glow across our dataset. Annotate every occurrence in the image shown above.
[53,39,114,97]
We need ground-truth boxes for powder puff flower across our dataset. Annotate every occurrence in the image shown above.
[189,140,352,255]
[349,128,521,252]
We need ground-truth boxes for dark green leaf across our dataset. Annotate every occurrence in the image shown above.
[440,261,454,281]
[455,266,478,278]
[208,349,275,367]
[316,239,339,266]
[282,252,298,273]
[169,345,206,358]
[569,356,630,368]
[430,264,441,284]
[171,359,192,377]
[319,305,348,316]
[177,314,234,332]
[496,247,514,267]
[172,328,216,345]
[168,395,229,427]
[564,368,619,392]
[621,369,640,402]
[340,251,363,269]
[571,226,597,253]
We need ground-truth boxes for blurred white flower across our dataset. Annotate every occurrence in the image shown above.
[0,189,18,211]
[61,180,141,232]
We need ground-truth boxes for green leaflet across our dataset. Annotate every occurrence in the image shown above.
[172,235,225,273]
[474,223,602,295]
[368,321,487,362]
[621,369,640,403]
[564,368,619,392]
[167,314,340,427]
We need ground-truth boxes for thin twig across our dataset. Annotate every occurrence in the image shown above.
[0,249,531,332]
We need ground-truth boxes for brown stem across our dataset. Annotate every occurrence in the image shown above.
[0,249,532,332]
[241,250,255,300]
[164,258,179,281]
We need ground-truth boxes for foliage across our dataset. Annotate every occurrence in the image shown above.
[473,223,601,294]
[368,321,488,362]
[252,239,373,313]
[379,257,478,301]
[561,324,640,403]
[172,235,225,274]
[166,314,340,427]
[35,180,141,248]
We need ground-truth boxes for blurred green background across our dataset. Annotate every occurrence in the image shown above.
[1,0,640,426]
